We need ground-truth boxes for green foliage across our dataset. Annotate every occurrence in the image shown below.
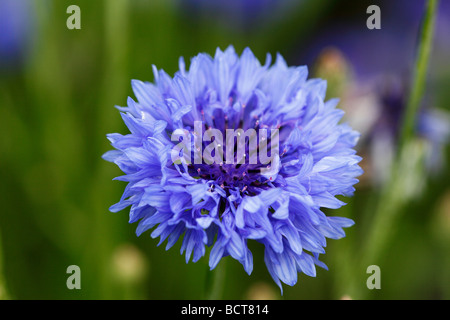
[0,0,448,300]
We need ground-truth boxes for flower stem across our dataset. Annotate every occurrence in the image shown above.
[0,228,10,300]
[204,259,226,300]
[355,0,439,299]
[398,0,439,154]
[88,0,130,299]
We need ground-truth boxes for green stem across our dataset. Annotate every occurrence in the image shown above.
[204,259,226,300]
[0,228,10,300]
[86,0,130,299]
[398,0,439,154]
[354,0,439,299]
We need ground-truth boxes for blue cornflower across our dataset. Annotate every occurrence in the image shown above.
[103,46,363,292]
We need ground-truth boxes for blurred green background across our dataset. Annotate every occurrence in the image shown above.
[0,0,449,300]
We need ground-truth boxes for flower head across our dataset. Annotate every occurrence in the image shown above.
[103,46,363,292]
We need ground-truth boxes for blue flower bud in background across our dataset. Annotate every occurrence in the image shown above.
[0,0,35,71]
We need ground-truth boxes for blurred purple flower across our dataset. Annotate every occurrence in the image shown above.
[367,76,449,183]
[303,0,450,78]
[0,0,35,70]
[308,1,450,185]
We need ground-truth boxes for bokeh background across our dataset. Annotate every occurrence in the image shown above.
[0,0,449,300]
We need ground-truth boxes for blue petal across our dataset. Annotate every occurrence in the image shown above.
[278,222,302,255]
[295,252,316,277]
[102,150,123,163]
